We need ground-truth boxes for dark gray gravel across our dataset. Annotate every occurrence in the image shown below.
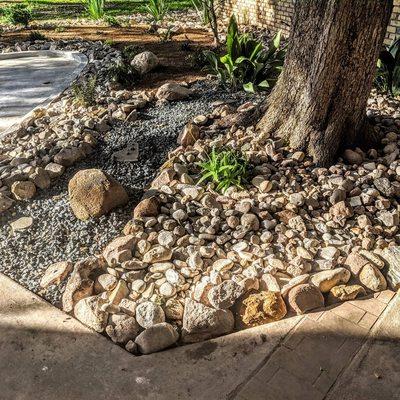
[0,80,253,306]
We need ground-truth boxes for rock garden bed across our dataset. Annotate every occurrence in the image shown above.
[1,33,400,357]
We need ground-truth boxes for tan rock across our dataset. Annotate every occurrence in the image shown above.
[178,123,200,147]
[288,283,324,315]
[310,267,351,293]
[40,261,73,288]
[68,169,128,220]
[156,82,192,101]
[327,284,366,304]
[74,295,108,333]
[102,235,136,267]
[62,257,105,313]
[133,196,160,219]
[235,290,287,329]
[108,280,130,305]
[359,264,387,292]
[11,181,36,200]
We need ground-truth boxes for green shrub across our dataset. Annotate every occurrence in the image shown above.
[2,4,32,27]
[205,15,286,92]
[376,37,400,96]
[72,75,97,107]
[86,0,105,20]
[198,147,249,193]
[107,61,140,87]
[104,15,121,27]
[28,31,47,41]
[146,0,169,23]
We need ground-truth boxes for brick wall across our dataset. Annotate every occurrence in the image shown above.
[220,0,400,45]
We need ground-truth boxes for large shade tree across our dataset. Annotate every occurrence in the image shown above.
[256,0,393,166]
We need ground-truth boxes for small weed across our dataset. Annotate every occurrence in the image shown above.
[28,31,47,41]
[104,38,115,46]
[72,75,97,107]
[146,0,169,23]
[122,44,144,61]
[54,26,65,33]
[198,147,249,193]
[1,4,32,27]
[104,15,121,27]
[107,61,140,87]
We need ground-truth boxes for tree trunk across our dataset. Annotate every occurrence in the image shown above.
[256,0,393,166]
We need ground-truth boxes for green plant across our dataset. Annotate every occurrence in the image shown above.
[28,31,47,41]
[191,0,219,45]
[205,15,285,92]
[54,26,65,33]
[2,4,32,26]
[72,75,97,107]
[198,147,249,193]
[86,0,105,20]
[376,37,400,96]
[104,38,114,46]
[104,15,120,27]
[146,0,169,23]
[107,60,140,87]
[122,44,144,61]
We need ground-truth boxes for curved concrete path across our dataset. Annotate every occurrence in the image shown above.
[0,50,87,136]
[0,272,398,400]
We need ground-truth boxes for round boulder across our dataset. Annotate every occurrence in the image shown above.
[68,169,128,220]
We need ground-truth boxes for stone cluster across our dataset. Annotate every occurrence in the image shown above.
[43,94,400,354]
[0,40,192,214]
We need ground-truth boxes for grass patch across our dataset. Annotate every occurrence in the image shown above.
[0,0,192,21]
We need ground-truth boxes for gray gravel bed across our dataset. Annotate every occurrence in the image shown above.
[0,81,253,306]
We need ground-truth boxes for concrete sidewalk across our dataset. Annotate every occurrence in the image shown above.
[0,272,398,400]
[0,50,86,135]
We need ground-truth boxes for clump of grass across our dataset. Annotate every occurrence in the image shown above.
[72,75,97,107]
[104,38,115,46]
[146,0,169,23]
[28,31,47,41]
[104,15,121,27]
[86,0,105,20]
[1,4,32,27]
[198,147,249,193]
[122,44,144,61]
[107,61,140,87]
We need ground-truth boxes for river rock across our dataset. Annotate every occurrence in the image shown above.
[74,295,108,332]
[131,51,159,74]
[135,301,165,328]
[105,316,140,344]
[310,268,351,293]
[135,322,179,354]
[359,264,387,292]
[182,298,234,343]
[288,283,324,315]
[380,246,400,289]
[156,82,192,101]
[207,280,244,309]
[11,181,36,200]
[133,196,160,219]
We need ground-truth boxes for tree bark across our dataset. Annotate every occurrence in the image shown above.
[257,0,393,166]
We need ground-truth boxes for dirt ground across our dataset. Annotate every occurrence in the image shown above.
[1,24,215,88]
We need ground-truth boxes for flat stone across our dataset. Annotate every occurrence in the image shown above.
[359,264,387,292]
[310,268,351,293]
[40,261,73,288]
[10,216,33,232]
